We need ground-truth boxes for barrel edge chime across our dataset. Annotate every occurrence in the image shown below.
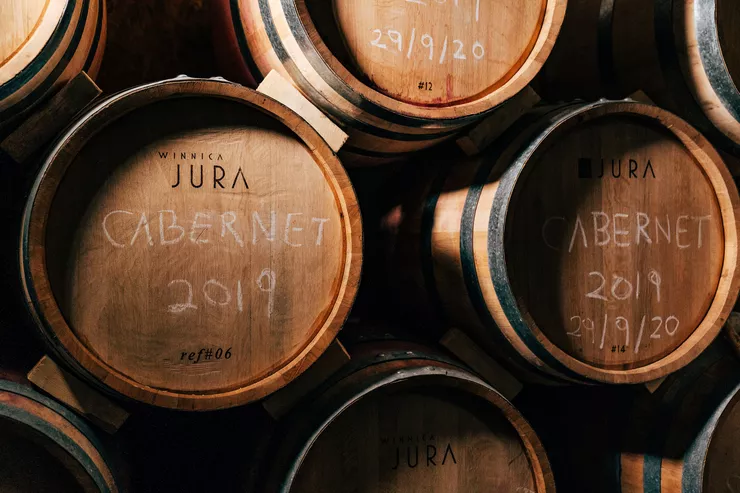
[18,77,363,411]
[390,99,740,385]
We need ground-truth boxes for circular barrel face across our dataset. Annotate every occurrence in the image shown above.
[704,390,740,492]
[717,0,740,90]
[332,0,546,106]
[27,84,358,407]
[506,115,725,370]
[0,0,47,66]
[0,418,86,493]
[291,385,536,492]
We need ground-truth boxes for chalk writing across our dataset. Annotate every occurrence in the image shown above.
[167,273,276,318]
[568,314,679,354]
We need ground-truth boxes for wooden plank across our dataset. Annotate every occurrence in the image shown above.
[257,70,348,153]
[1,72,101,164]
[27,356,129,434]
[263,340,350,420]
[627,90,656,105]
[456,86,540,156]
[440,328,523,400]
[644,376,668,394]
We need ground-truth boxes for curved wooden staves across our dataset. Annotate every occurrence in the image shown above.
[256,340,555,493]
[0,0,106,131]
[211,0,567,165]
[390,100,740,384]
[20,77,363,410]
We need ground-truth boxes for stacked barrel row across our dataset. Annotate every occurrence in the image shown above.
[1,0,740,492]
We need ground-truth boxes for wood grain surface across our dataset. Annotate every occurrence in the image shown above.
[389,100,740,384]
[260,341,554,493]
[20,78,362,410]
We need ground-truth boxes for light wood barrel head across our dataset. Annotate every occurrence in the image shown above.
[22,79,361,409]
[716,0,740,91]
[0,0,48,65]
[504,107,735,378]
[703,388,740,492]
[0,0,65,85]
[332,0,546,106]
[290,384,537,493]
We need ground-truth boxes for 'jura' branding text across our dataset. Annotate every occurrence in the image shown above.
[160,151,250,190]
[381,434,457,470]
[578,157,656,179]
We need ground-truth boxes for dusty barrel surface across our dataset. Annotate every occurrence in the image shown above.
[390,100,740,384]
[0,0,106,129]
[0,374,119,492]
[258,341,554,493]
[211,0,566,164]
[621,346,740,493]
[537,0,740,156]
[20,77,362,410]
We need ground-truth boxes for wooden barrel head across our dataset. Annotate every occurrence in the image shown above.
[703,388,740,492]
[22,80,361,409]
[0,417,90,493]
[0,0,61,85]
[505,109,732,374]
[332,0,546,106]
[290,384,536,492]
[717,0,740,90]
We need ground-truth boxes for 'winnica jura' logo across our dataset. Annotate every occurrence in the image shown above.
[578,158,656,179]
[381,434,457,470]
[162,151,250,190]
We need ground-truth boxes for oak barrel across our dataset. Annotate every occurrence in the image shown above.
[537,0,740,156]
[0,0,106,131]
[388,100,740,384]
[620,344,740,493]
[0,373,119,492]
[256,340,554,493]
[211,0,566,165]
[19,77,362,410]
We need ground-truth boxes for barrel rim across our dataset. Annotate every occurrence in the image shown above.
[490,100,740,384]
[271,0,567,121]
[19,76,363,410]
[674,0,740,149]
[274,359,555,493]
[0,380,118,492]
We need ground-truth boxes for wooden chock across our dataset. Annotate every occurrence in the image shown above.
[627,90,656,105]
[1,72,101,165]
[27,356,129,434]
[440,328,523,400]
[263,339,351,420]
[644,376,668,394]
[456,86,541,157]
[257,70,348,153]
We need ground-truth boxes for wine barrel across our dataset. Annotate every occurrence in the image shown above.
[537,0,740,156]
[211,0,567,165]
[0,373,119,492]
[256,340,554,493]
[0,0,106,131]
[621,344,740,493]
[19,77,362,410]
[389,100,740,384]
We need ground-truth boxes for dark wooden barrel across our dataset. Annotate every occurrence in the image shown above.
[620,344,740,492]
[0,0,106,132]
[19,77,362,410]
[388,100,740,384]
[0,373,119,492]
[211,0,567,165]
[537,0,740,156]
[256,340,555,493]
